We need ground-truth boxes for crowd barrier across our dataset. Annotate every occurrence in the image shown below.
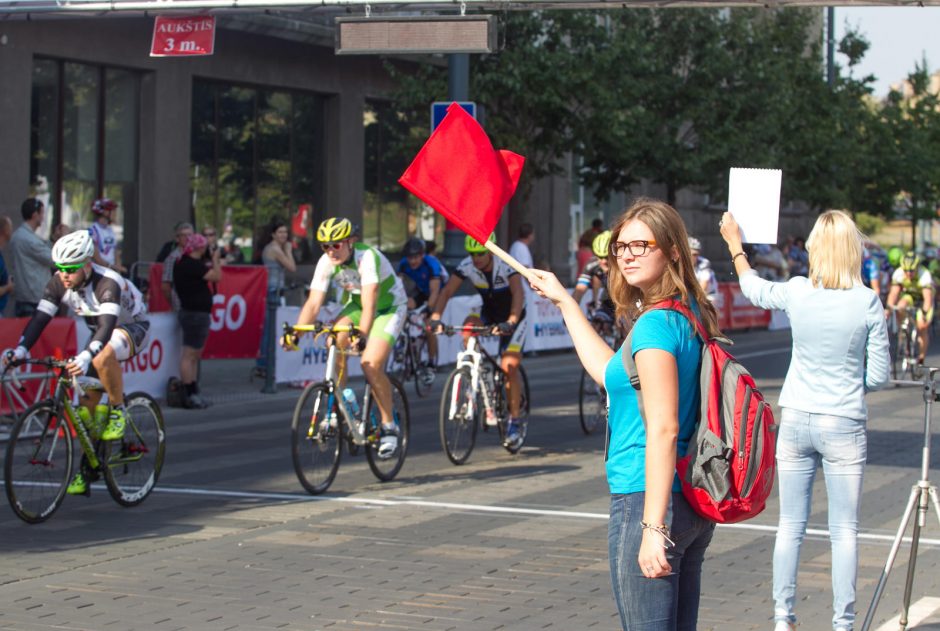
[0,280,786,399]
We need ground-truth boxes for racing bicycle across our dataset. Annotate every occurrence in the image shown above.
[285,323,410,494]
[890,305,924,381]
[3,357,166,524]
[438,325,530,464]
[578,308,622,435]
[386,306,436,398]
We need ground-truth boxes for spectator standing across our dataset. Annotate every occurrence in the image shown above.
[787,237,809,277]
[173,233,221,409]
[0,216,14,316]
[160,222,194,309]
[752,243,790,282]
[509,223,535,269]
[89,198,127,274]
[576,218,604,276]
[9,198,52,317]
[52,222,71,244]
[256,220,296,375]
[719,210,889,631]
[528,198,718,630]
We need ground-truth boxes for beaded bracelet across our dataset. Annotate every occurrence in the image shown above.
[731,251,748,264]
[640,521,676,549]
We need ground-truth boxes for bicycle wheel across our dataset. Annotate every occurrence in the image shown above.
[4,401,73,524]
[387,335,409,384]
[291,383,342,494]
[578,369,606,435]
[364,378,410,481]
[412,333,434,398]
[439,368,479,465]
[103,393,166,507]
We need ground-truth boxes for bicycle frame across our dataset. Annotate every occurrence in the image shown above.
[450,335,503,425]
[307,328,372,446]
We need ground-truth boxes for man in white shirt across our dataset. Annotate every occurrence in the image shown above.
[509,223,535,269]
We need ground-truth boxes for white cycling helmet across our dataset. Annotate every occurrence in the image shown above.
[52,230,95,266]
[688,236,702,252]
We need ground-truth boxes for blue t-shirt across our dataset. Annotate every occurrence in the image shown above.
[397,255,443,296]
[604,308,702,494]
[0,251,8,312]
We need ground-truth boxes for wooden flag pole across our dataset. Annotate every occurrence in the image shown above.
[484,239,536,283]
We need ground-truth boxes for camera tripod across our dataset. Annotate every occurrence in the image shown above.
[860,367,940,631]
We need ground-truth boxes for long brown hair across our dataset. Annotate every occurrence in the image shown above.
[607,197,722,338]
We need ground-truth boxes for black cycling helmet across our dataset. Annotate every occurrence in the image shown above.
[403,237,426,256]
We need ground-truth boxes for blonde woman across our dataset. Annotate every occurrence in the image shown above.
[719,210,890,631]
[529,198,719,630]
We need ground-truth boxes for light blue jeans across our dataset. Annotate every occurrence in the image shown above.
[608,491,715,630]
[773,408,867,631]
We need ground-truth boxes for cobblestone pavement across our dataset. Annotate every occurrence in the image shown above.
[1,329,939,630]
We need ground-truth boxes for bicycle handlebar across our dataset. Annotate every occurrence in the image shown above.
[285,322,359,335]
[437,324,501,336]
[2,356,75,392]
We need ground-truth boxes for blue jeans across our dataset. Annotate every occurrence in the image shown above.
[608,491,715,630]
[773,408,867,631]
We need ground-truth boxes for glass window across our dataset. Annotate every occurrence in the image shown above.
[363,100,442,257]
[61,62,100,232]
[29,59,140,253]
[190,80,325,263]
[30,60,59,237]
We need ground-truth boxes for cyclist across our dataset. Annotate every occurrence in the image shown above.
[2,230,149,495]
[397,236,443,367]
[885,251,935,366]
[862,242,889,299]
[572,230,613,311]
[689,236,719,302]
[89,198,127,274]
[286,217,407,458]
[430,234,528,451]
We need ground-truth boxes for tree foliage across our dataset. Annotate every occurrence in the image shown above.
[385,7,940,222]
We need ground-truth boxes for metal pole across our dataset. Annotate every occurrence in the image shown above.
[441,53,470,270]
[261,289,278,394]
[827,7,835,87]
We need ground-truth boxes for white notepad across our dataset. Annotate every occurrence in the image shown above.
[727,167,782,244]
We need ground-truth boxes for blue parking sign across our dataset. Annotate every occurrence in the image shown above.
[431,101,476,132]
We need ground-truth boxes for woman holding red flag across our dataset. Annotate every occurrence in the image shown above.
[528,198,718,631]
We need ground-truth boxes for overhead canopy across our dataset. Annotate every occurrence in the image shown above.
[0,0,936,17]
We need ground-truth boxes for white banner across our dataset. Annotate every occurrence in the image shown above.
[75,313,181,398]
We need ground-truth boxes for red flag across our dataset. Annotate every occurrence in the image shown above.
[398,103,524,244]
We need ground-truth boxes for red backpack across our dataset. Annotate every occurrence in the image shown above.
[622,300,777,524]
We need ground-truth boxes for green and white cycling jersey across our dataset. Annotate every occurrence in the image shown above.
[891,265,934,296]
[310,242,407,311]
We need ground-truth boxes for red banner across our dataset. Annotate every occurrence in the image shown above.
[150,16,216,57]
[148,264,267,359]
[721,282,771,331]
[0,318,77,416]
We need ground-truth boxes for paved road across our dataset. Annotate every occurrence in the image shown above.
[1,328,939,630]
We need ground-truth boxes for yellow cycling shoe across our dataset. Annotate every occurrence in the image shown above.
[66,473,90,496]
[100,408,126,441]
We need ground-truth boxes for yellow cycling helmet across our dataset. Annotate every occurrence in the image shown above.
[592,230,612,258]
[316,217,352,243]
[465,233,495,254]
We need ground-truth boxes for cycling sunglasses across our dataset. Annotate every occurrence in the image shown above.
[55,263,84,273]
[320,242,345,252]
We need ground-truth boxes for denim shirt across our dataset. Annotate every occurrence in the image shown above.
[739,270,889,420]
